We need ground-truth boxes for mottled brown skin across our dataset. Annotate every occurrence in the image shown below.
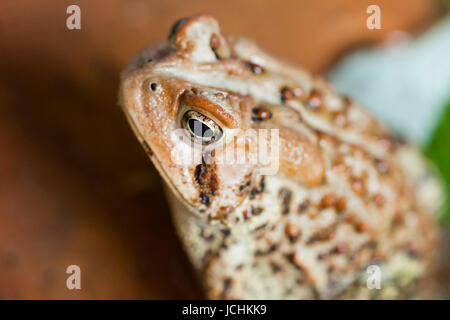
[119,15,442,299]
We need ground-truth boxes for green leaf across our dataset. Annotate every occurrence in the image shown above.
[426,97,450,223]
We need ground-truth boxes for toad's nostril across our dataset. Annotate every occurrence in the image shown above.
[210,33,221,59]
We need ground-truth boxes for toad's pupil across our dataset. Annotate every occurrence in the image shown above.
[188,119,213,138]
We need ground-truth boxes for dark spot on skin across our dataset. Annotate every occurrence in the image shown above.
[330,244,348,255]
[270,262,282,273]
[255,244,277,256]
[239,181,250,191]
[222,278,232,299]
[396,134,408,146]
[209,178,218,195]
[355,222,368,233]
[252,207,263,215]
[348,253,356,262]
[404,242,420,259]
[194,158,219,204]
[345,212,357,224]
[335,197,347,212]
[210,33,221,59]
[280,87,294,102]
[150,83,157,91]
[221,229,231,237]
[364,241,378,250]
[285,288,293,296]
[406,249,420,259]
[298,200,310,213]
[202,249,218,263]
[200,229,215,242]
[146,58,153,63]
[306,89,323,110]
[258,177,265,193]
[244,206,263,219]
[199,192,210,206]
[318,252,329,260]
[250,176,266,199]
[251,106,272,122]
[307,226,336,244]
[392,212,405,228]
[236,264,244,270]
[168,17,188,41]
[279,188,292,215]
[280,86,303,103]
[320,193,336,209]
[194,164,204,185]
[342,95,353,107]
[239,180,251,195]
[379,135,398,151]
[252,223,267,233]
[220,242,228,249]
[285,253,302,270]
[246,62,265,74]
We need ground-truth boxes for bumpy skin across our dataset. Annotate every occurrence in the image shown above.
[119,15,443,299]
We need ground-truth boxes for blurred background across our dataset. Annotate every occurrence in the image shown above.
[0,0,449,299]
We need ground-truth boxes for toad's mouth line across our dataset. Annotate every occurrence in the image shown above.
[121,105,204,216]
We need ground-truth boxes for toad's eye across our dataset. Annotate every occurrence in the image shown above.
[181,110,223,145]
